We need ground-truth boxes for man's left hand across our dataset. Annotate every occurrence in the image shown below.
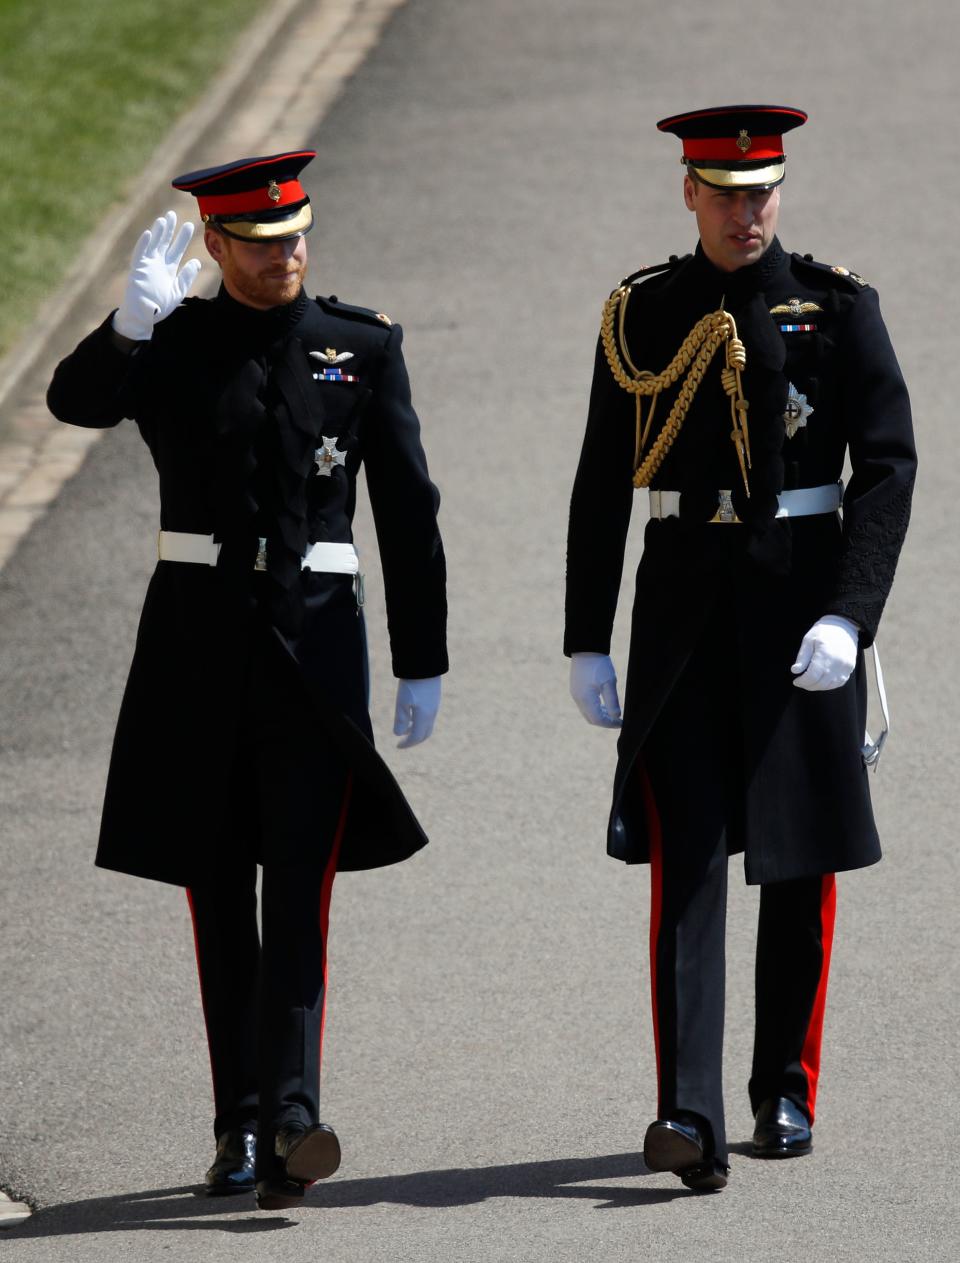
[791,615,859,691]
[393,677,441,747]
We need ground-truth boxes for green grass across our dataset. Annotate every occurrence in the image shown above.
[0,0,265,359]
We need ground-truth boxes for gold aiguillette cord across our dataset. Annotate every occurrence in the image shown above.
[601,286,751,495]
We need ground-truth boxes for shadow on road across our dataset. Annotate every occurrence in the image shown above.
[3,1152,691,1240]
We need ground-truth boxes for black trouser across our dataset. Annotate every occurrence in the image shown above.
[641,621,836,1165]
[186,630,350,1182]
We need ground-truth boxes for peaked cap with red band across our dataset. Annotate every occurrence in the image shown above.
[656,105,807,190]
[172,150,316,241]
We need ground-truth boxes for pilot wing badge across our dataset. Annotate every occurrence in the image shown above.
[310,348,355,365]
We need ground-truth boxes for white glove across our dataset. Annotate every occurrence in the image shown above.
[112,211,202,341]
[393,677,441,748]
[791,615,859,691]
[570,652,623,727]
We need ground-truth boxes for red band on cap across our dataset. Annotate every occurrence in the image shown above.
[683,135,784,163]
[198,179,306,217]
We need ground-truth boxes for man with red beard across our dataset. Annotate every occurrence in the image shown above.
[565,107,915,1191]
[48,152,447,1209]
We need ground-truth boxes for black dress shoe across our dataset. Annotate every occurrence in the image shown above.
[752,1097,813,1158]
[643,1117,728,1192]
[205,1129,256,1195]
[644,1118,704,1172]
[255,1122,341,1210]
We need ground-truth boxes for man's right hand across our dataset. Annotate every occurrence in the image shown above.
[570,652,623,727]
[112,211,202,342]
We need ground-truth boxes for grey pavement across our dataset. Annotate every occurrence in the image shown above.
[1,0,958,1259]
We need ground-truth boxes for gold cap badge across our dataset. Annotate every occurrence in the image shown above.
[736,130,752,153]
[267,180,281,203]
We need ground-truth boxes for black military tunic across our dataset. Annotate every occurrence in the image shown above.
[47,285,448,887]
[565,238,916,885]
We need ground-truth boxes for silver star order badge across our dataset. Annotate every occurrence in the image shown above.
[784,383,814,439]
[314,436,347,476]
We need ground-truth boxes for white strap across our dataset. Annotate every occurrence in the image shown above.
[862,641,890,770]
[648,483,842,521]
[158,531,358,574]
[158,531,220,564]
[648,489,672,518]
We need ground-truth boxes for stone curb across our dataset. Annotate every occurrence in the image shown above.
[0,0,406,572]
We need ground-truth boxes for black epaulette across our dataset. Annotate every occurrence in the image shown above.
[791,253,871,291]
[315,294,395,328]
[617,254,689,291]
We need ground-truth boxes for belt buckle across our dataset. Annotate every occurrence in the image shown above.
[708,490,741,524]
[254,537,268,571]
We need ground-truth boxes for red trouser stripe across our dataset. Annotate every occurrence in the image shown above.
[317,773,353,1071]
[799,874,836,1123]
[639,762,664,1112]
[186,887,219,1101]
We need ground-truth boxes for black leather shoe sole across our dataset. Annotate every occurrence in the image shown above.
[284,1124,342,1184]
[680,1159,729,1191]
[643,1121,704,1173]
[752,1134,813,1159]
[256,1178,305,1211]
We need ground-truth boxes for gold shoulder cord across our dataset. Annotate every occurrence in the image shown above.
[600,285,752,494]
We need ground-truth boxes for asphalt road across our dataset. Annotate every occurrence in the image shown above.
[2,0,958,1259]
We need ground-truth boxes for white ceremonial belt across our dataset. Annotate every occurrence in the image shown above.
[774,483,843,518]
[158,531,220,564]
[158,531,359,574]
[648,482,843,523]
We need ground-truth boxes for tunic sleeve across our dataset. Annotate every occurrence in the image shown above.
[564,335,636,656]
[46,313,145,429]
[362,323,448,679]
[824,288,917,645]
